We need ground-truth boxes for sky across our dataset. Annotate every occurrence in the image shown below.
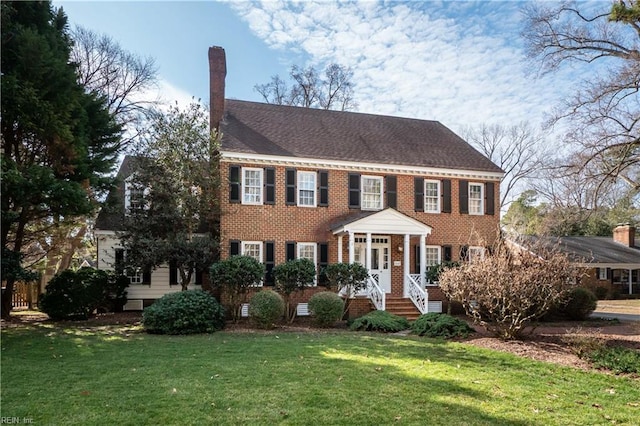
[54,0,598,138]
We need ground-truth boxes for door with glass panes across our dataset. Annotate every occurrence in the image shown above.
[354,236,391,293]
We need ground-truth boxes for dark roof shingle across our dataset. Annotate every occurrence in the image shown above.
[220,100,503,174]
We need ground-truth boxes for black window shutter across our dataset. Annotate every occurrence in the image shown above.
[414,245,421,274]
[195,269,203,286]
[318,171,329,207]
[265,241,275,286]
[286,242,296,261]
[143,268,151,285]
[606,268,612,280]
[485,182,495,215]
[265,167,276,205]
[286,168,296,205]
[441,179,452,213]
[229,165,240,203]
[115,249,125,275]
[169,260,178,285]
[386,175,397,209]
[230,240,240,256]
[443,245,452,262]
[460,245,469,262]
[318,243,329,285]
[459,180,469,214]
[414,177,424,211]
[348,173,360,208]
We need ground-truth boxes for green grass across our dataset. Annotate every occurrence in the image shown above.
[2,324,639,425]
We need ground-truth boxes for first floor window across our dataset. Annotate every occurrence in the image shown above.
[469,183,483,215]
[424,246,441,267]
[242,168,263,204]
[468,246,485,263]
[424,181,440,213]
[598,268,608,280]
[297,243,317,263]
[126,267,144,284]
[362,176,383,210]
[241,241,263,263]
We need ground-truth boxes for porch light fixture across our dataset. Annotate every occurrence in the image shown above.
[397,245,403,253]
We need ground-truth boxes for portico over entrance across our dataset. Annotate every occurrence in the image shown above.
[331,208,433,312]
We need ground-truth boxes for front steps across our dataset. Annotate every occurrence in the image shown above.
[385,297,422,321]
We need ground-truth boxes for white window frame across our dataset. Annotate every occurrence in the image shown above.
[424,246,441,268]
[598,268,608,280]
[361,175,383,211]
[468,183,484,215]
[124,175,148,214]
[424,180,440,213]
[242,167,263,205]
[241,241,263,263]
[297,242,317,286]
[468,246,485,263]
[297,171,317,207]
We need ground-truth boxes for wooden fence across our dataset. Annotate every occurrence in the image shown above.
[10,281,40,309]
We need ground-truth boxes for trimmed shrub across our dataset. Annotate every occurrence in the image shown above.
[142,290,225,335]
[274,258,316,323]
[411,313,474,338]
[39,267,128,320]
[308,292,344,327]
[563,287,597,320]
[249,290,284,329]
[323,263,368,319]
[209,255,265,322]
[350,311,410,333]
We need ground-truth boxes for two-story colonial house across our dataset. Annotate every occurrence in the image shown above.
[95,46,504,317]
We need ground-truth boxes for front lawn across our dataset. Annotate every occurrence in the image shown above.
[1,324,639,425]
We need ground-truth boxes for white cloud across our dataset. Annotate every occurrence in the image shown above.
[229,0,582,135]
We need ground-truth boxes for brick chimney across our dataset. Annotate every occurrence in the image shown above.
[208,46,226,132]
[613,224,636,247]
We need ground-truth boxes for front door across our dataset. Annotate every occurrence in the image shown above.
[354,236,391,293]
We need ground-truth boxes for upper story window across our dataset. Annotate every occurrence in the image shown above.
[469,183,484,215]
[361,176,383,210]
[242,168,263,205]
[424,181,440,213]
[297,171,316,207]
[124,175,148,214]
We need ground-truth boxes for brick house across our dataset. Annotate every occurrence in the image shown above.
[95,46,504,317]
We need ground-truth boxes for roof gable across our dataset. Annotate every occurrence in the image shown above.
[220,100,504,174]
[332,208,432,236]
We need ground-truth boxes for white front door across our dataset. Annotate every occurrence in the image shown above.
[354,236,391,294]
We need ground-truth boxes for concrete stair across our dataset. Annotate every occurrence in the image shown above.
[384,297,421,321]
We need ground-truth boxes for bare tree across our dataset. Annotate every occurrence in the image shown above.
[462,122,548,208]
[255,63,356,111]
[522,0,640,193]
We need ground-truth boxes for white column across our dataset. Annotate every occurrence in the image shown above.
[348,232,355,264]
[629,269,633,295]
[419,234,426,287]
[365,233,372,272]
[403,234,410,297]
[337,235,343,263]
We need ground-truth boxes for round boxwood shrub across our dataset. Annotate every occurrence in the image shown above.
[562,287,598,320]
[249,290,285,329]
[349,310,410,333]
[308,292,344,327]
[142,290,225,334]
[411,313,474,338]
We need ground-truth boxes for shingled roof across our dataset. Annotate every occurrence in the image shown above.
[220,99,503,174]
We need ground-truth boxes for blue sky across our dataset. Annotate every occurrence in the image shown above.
[54,0,597,135]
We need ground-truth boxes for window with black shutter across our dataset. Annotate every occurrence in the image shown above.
[286,242,296,261]
[459,180,469,214]
[318,171,329,207]
[229,165,240,203]
[441,179,451,213]
[318,243,329,285]
[485,182,495,215]
[115,248,125,275]
[264,241,275,285]
[265,167,276,204]
[414,177,424,211]
[348,173,360,208]
[386,175,397,209]
[286,168,296,205]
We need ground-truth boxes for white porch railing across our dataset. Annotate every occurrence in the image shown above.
[407,273,428,314]
[367,274,385,311]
